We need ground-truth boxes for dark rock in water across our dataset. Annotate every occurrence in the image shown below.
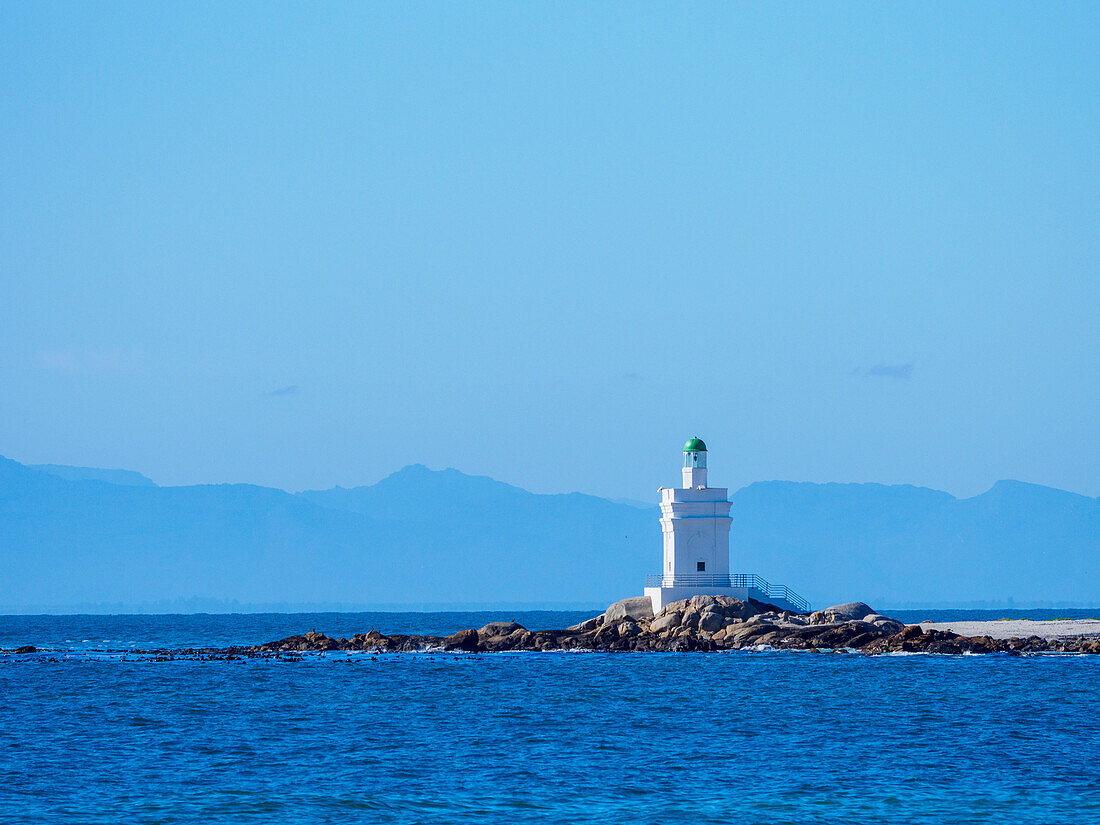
[863,613,905,634]
[478,622,524,638]
[13,645,37,654]
[444,628,479,652]
[846,632,880,649]
[854,625,1085,656]
[480,627,533,651]
[238,596,1100,656]
[256,630,340,652]
[567,616,601,633]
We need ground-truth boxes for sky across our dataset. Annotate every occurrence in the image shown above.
[1,2,1097,501]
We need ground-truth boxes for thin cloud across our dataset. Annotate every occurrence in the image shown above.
[862,363,914,380]
[265,385,299,397]
[37,347,137,374]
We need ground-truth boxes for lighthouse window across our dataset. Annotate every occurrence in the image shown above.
[697,561,706,572]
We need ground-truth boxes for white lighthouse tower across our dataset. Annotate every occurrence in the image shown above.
[643,438,809,614]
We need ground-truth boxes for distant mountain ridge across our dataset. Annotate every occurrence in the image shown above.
[28,463,157,487]
[0,455,1096,611]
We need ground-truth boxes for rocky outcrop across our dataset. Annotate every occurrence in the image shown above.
[241,597,1100,656]
[650,613,681,633]
[444,628,479,652]
[862,613,905,634]
[820,602,875,622]
[478,621,521,637]
[602,596,654,623]
[255,629,446,654]
[862,624,1100,655]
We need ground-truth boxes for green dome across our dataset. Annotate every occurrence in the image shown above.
[683,437,707,452]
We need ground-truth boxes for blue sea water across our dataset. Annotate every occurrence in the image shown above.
[3,612,1100,824]
[0,611,598,652]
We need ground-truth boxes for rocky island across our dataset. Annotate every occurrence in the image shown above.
[248,595,1100,656]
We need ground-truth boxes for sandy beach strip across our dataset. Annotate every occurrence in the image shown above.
[918,619,1100,640]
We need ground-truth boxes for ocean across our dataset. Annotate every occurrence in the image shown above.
[3,610,1100,824]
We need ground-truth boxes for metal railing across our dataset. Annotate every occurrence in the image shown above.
[645,573,765,589]
[645,572,810,613]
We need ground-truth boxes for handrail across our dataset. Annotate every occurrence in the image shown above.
[644,572,810,613]
[644,573,772,589]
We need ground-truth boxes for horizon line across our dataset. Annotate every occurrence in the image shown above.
[4,453,1096,503]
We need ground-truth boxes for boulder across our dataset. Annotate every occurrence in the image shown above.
[658,598,693,616]
[505,628,532,645]
[846,632,880,649]
[481,628,533,651]
[783,624,837,642]
[822,602,875,622]
[528,631,565,650]
[698,610,724,633]
[478,622,525,638]
[864,614,905,633]
[443,628,479,652]
[675,595,754,620]
[728,623,777,645]
[651,613,681,633]
[688,595,718,611]
[566,616,601,633]
[296,631,340,651]
[603,596,655,623]
[617,620,640,638]
[712,596,754,620]
[810,621,880,648]
[593,626,619,647]
[659,595,749,620]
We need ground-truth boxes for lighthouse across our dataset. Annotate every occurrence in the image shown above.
[660,437,733,584]
[643,438,809,614]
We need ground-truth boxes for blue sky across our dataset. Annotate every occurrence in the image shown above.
[1,2,1097,500]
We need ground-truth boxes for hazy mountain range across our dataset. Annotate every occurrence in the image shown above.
[1,456,1097,612]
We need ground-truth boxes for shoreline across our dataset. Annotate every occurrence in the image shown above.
[6,607,1100,658]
